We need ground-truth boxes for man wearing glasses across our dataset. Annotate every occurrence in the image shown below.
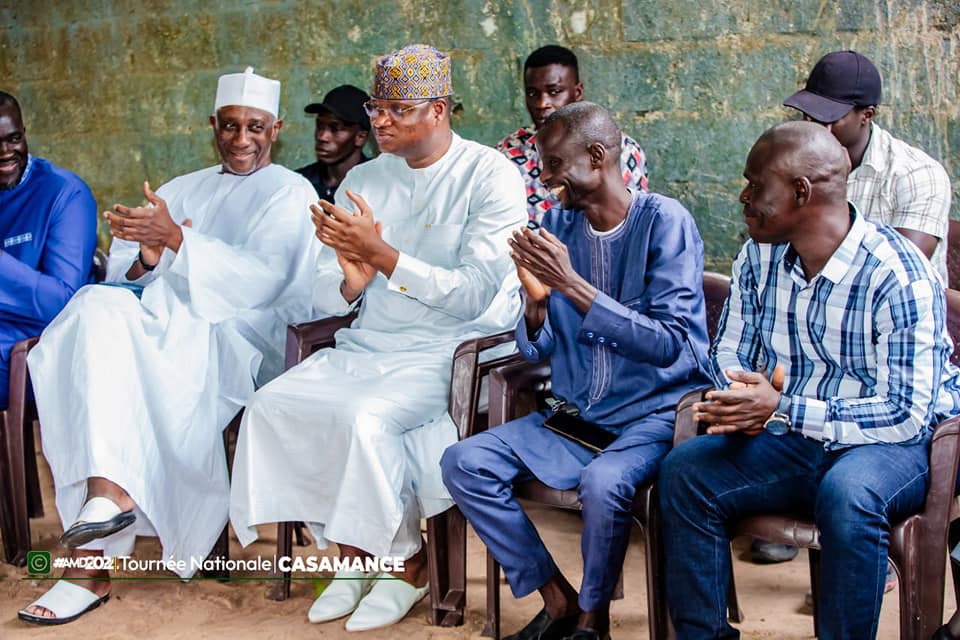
[231,44,526,632]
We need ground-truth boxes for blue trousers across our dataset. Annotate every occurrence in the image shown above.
[441,411,671,611]
[659,431,930,640]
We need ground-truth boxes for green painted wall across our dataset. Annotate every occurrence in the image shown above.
[2,0,958,270]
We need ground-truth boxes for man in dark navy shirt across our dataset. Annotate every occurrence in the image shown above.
[296,85,370,203]
[0,91,97,407]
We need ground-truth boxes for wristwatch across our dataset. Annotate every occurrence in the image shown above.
[763,394,792,436]
[137,250,157,271]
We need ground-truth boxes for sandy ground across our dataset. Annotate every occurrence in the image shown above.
[1,444,953,639]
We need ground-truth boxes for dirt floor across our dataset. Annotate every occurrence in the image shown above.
[1,446,952,639]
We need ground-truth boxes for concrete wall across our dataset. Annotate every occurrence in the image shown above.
[2,0,958,269]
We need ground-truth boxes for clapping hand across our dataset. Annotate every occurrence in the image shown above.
[694,364,785,435]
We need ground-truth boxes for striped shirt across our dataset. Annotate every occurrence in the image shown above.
[848,122,952,284]
[712,208,960,450]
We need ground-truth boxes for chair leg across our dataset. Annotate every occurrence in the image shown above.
[482,549,502,639]
[293,522,309,547]
[809,548,820,637]
[23,419,43,518]
[426,508,466,627]
[950,519,960,610]
[270,521,293,601]
[893,528,946,640]
[611,572,625,600]
[0,412,30,566]
[726,560,744,624]
[641,495,672,640]
[200,525,230,580]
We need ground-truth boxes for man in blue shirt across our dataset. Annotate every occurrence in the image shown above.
[442,102,710,640]
[659,121,959,639]
[0,91,97,407]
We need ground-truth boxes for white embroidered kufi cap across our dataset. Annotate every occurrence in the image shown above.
[214,66,281,117]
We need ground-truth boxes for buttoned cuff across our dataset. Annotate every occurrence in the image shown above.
[578,291,623,351]
[387,251,429,299]
[792,396,827,442]
[516,313,550,362]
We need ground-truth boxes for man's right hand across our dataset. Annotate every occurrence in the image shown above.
[125,219,191,281]
[134,220,191,273]
[311,197,384,303]
[696,364,786,436]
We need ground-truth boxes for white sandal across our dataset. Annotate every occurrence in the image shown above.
[345,573,429,631]
[307,569,376,623]
[18,579,110,625]
[60,496,136,548]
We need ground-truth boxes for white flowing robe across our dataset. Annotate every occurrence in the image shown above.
[230,134,526,559]
[28,164,319,576]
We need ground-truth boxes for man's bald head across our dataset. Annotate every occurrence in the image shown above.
[0,91,21,117]
[533,101,630,213]
[750,120,851,199]
[540,101,622,165]
[739,121,854,246]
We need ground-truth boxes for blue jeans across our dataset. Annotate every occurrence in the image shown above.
[659,430,930,640]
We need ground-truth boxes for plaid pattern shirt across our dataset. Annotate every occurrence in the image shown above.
[848,123,952,284]
[497,125,649,222]
[713,209,960,449]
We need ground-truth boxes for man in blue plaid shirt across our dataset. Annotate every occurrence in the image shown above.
[659,121,960,640]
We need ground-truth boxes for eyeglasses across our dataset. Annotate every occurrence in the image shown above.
[362,99,436,121]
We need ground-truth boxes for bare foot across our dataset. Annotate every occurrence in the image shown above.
[22,550,111,619]
[395,544,428,588]
[338,542,428,588]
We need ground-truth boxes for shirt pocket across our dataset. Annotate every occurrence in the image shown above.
[412,222,465,267]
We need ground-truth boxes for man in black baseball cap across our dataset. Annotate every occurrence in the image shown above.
[783,50,950,282]
[297,84,371,203]
[783,50,881,124]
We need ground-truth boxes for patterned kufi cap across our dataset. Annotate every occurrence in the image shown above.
[214,66,281,117]
[372,44,452,100]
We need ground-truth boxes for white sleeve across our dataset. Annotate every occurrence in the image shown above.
[163,182,318,323]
